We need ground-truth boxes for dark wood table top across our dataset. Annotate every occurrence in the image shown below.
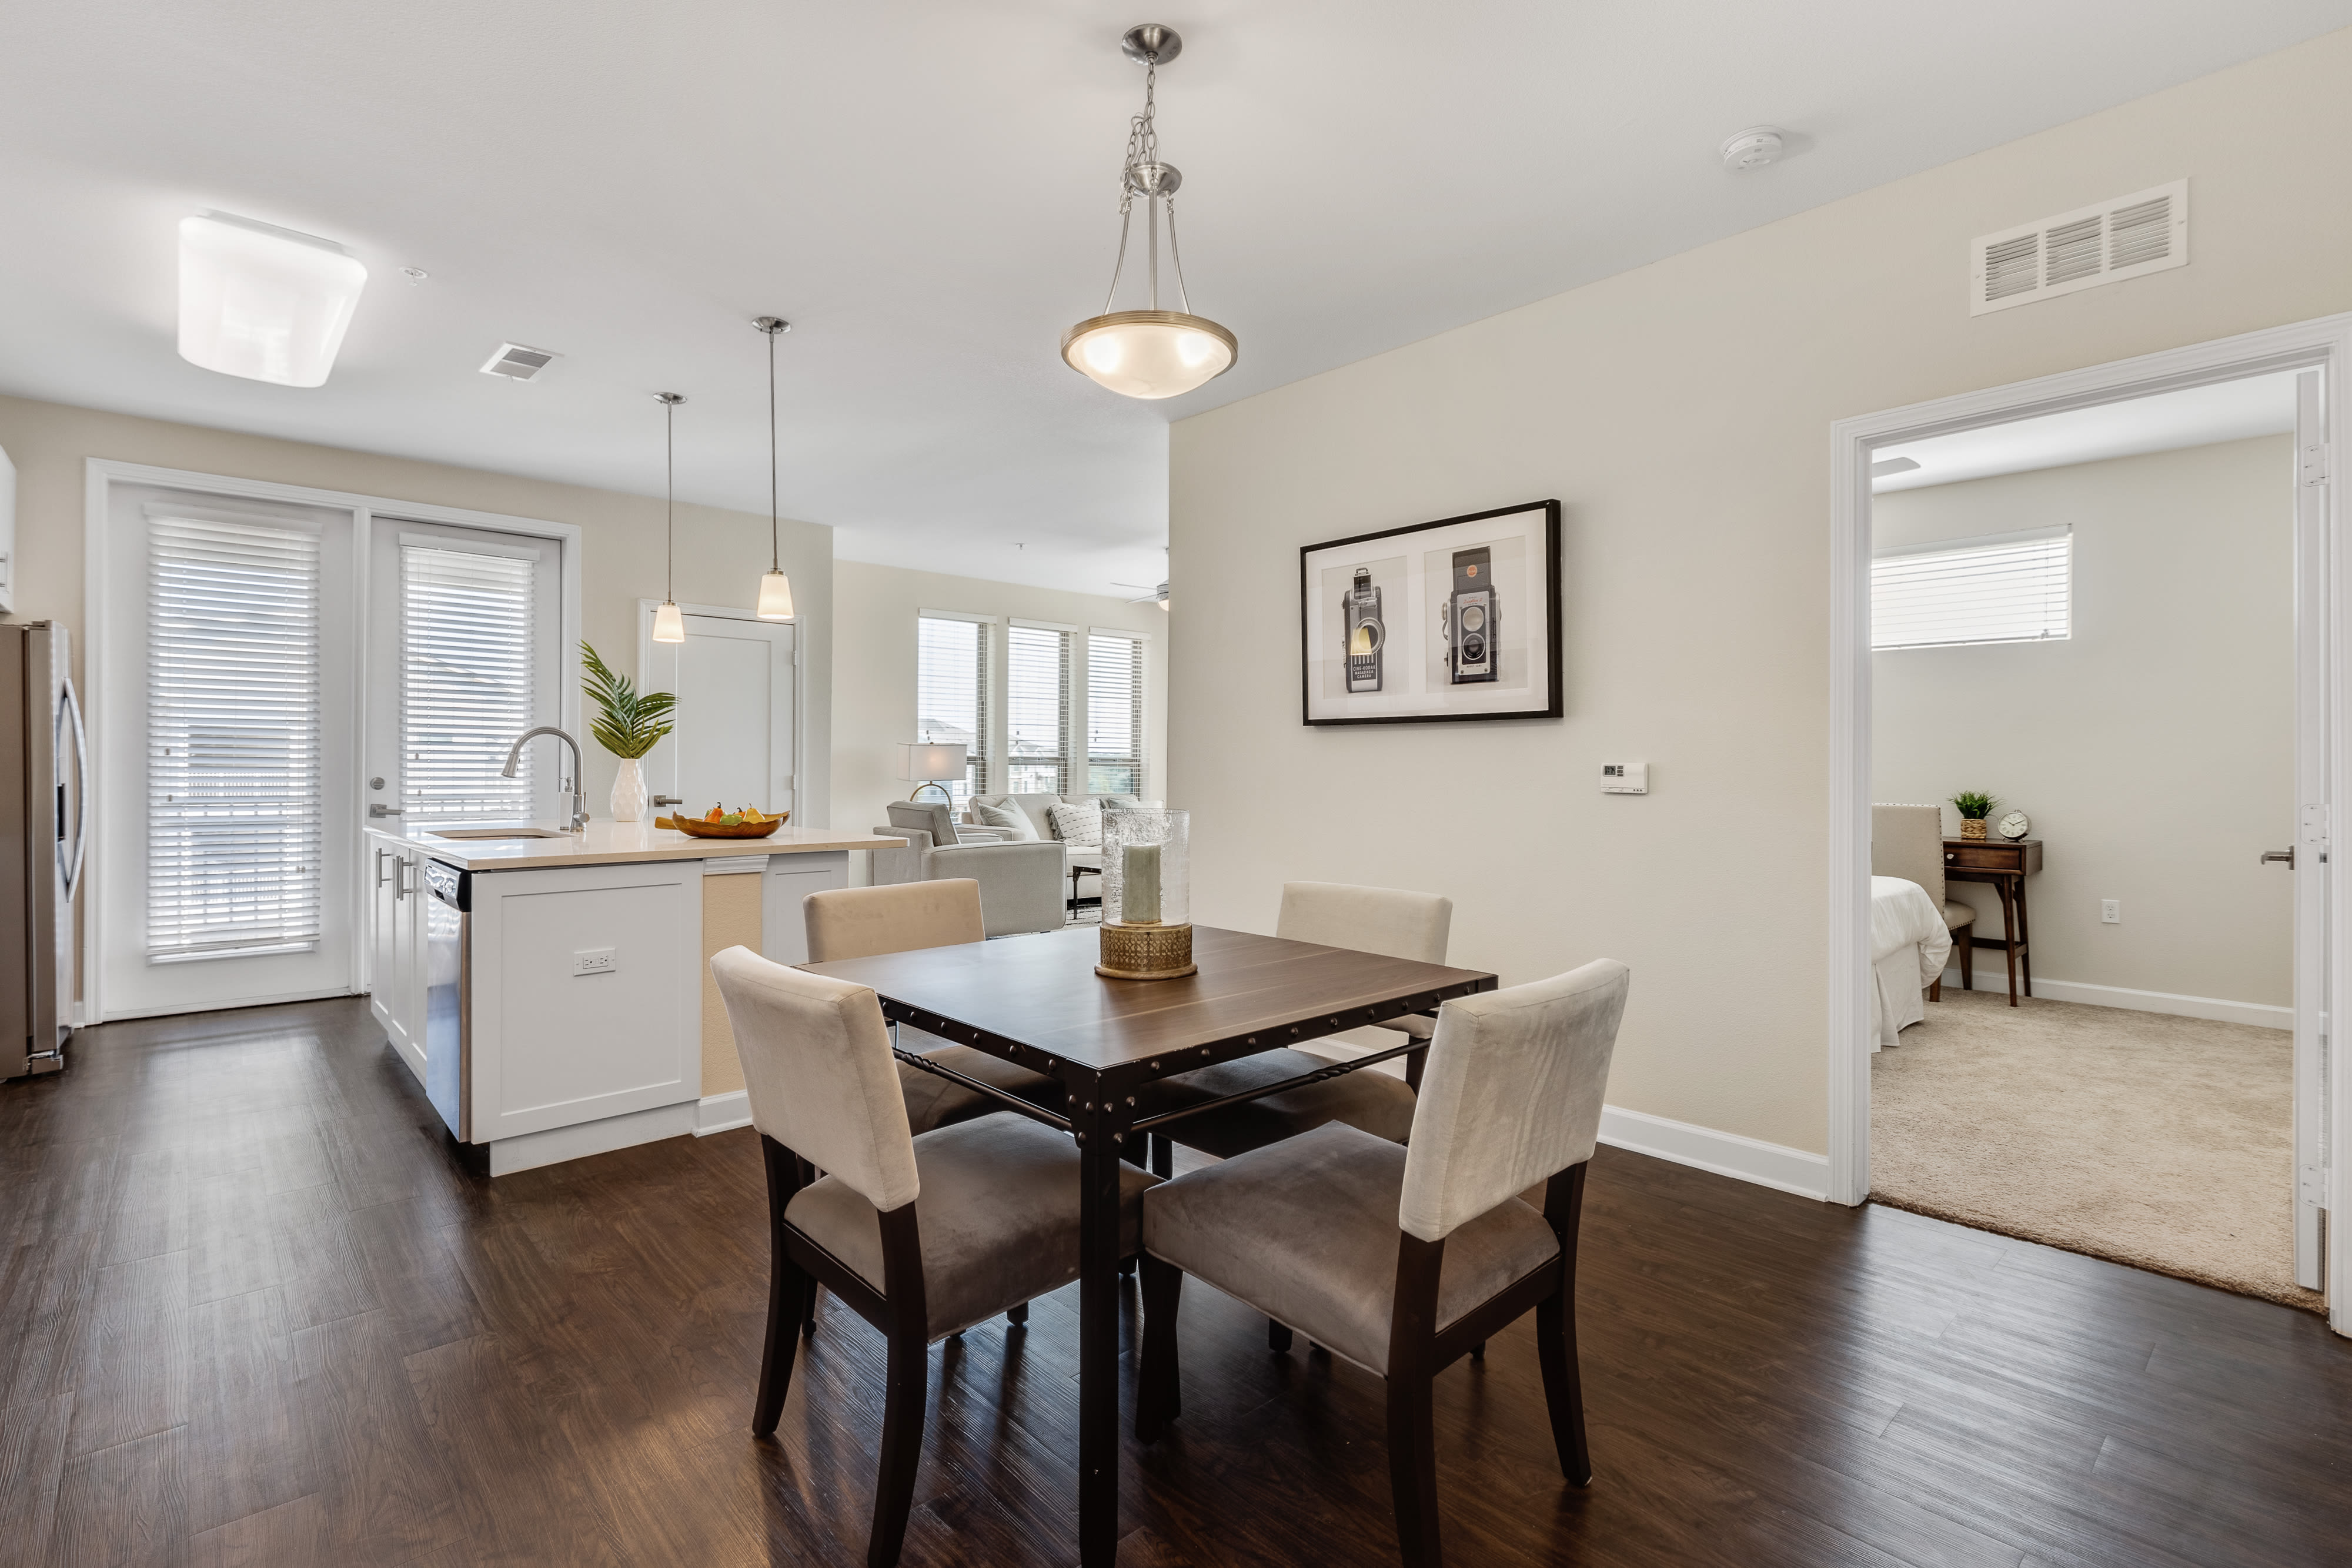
[801,924,1496,1091]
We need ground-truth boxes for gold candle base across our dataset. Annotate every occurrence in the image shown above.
[1097,920,1196,980]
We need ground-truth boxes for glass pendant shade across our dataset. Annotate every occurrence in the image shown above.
[178,212,368,387]
[652,600,686,643]
[1062,310,1236,400]
[756,569,794,620]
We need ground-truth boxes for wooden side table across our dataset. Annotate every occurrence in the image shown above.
[1944,836,2043,1005]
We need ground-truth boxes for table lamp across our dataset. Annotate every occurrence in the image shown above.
[897,742,969,804]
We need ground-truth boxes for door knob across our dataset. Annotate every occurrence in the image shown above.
[2260,848,2295,868]
[370,803,404,818]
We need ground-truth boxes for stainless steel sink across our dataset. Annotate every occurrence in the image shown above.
[427,827,572,840]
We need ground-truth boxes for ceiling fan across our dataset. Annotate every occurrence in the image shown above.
[1114,579,1171,611]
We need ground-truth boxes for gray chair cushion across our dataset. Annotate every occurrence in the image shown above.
[970,798,1040,840]
[1142,1047,1419,1159]
[1942,900,1977,932]
[786,1112,1157,1340]
[1143,1121,1559,1375]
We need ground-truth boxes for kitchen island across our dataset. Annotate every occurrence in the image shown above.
[363,820,904,1174]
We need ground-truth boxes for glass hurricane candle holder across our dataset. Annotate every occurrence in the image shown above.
[1097,808,1194,979]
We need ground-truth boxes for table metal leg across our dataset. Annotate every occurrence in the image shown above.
[1076,1104,1124,1566]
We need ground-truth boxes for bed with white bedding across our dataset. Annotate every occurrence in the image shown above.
[1871,875,1953,1049]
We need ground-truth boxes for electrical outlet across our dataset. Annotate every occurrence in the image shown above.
[2100,900,2120,924]
[573,947,617,977]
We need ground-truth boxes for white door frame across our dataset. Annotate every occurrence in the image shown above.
[82,458,580,1024]
[634,599,806,820]
[1826,314,2351,1336]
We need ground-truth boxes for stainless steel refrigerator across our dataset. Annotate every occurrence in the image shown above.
[2,622,84,1077]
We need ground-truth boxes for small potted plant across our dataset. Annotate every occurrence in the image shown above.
[1950,790,2000,842]
[582,642,674,823]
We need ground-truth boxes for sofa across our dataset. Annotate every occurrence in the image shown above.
[869,801,1067,938]
[964,792,1158,912]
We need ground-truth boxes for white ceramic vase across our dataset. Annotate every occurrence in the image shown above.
[610,757,648,824]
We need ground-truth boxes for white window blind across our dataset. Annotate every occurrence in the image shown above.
[1872,527,2071,651]
[146,513,323,962]
[400,546,537,821]
[1086,633,1145,796]
[1006,625,1071,795]
[917,616,988,801]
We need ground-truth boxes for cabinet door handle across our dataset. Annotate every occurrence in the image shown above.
[395,857,411,901]
[374,847,389,888]
[2260,848,2296,868]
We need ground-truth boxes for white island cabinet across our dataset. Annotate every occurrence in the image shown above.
[363,820,904,1175]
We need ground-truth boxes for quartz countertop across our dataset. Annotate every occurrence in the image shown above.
[365,818,906,871]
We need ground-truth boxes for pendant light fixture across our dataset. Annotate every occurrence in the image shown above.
[652,392,687,643]
[1061,24,1237,400]
[752,316,796,620]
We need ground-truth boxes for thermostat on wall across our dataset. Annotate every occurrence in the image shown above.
[1602,763,1649,795]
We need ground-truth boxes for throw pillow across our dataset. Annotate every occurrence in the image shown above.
[1047,801,1103,847]
[971,799,1040,840]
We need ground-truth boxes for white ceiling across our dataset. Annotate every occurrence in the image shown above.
[2,4,2347,595]
[1872,370,2302,492]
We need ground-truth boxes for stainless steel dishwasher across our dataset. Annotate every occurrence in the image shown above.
[422,858,472,1140]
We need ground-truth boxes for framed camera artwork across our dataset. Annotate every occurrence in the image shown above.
[1299,499,1562,726]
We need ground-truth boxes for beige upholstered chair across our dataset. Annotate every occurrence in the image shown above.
[712,947,1157,1568]
[1142,882,1451,1166]
[803,881,1066,1131]
[1137,959,1631,1568]
[1872,804,1974,996]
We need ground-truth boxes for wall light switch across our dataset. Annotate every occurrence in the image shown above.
[1601,763,1649,795]
[2100,900,2120,924]
[573,947,617,977]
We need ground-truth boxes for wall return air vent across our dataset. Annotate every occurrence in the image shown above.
[479,342,561,381]
[1969,180,2187,315]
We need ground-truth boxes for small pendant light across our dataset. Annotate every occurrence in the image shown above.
[652,391,687,643]
[753,316,796,620]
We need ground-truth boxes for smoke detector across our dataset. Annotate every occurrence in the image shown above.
[1720,127,1785,171]
[479,342,560,381]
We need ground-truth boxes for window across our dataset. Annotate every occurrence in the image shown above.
[917,615,988,801]
[146,513,323,961]
[400,546,537,821]
[1006,624,1071,794]
[1872,527,2071,651]
[1087,633,1145,795]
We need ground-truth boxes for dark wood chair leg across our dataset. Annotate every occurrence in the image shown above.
[1150,1132,1173,1179]
[1960,929,1973,991]
[1469,1342,1485,1361]
[1007,1301,1028,1327]
[754,1136,811,1436]
[868,1203,930,1568]
[1385,1229,1446,1567]
[1137,1255,1184,1442]
[1538,1164,1592,1486]
[1405,1045,1429,1094]
[1268,1319,1294,1354]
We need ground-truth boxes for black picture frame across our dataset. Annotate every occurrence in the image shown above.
[1299,499,1562,726]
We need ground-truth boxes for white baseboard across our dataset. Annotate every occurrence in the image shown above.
[1936,968,2291,1031]
[695,1090,753,1136]
[1597,1104,1829,1202]
[486,1101,697,1176]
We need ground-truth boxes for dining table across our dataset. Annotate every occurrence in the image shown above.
[800,921,1499,1566]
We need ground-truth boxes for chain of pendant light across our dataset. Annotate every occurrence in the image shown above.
[1102,54,1193,316]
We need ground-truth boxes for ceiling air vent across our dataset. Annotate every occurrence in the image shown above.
[479,342,561,381]
[1969,180,2187,316]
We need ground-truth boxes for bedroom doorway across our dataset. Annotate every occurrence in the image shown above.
[1826,315,2351,1339]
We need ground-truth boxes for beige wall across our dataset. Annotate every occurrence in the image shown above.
[831,559,1168,871]
[0,392,834,825]
[1873,437,2294,1007]
[1167,31,2352,1156]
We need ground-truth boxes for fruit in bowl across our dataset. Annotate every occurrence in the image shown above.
[658,804,788,838]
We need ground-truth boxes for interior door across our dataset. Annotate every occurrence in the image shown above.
[640,609,796,817]
[2293,368,2331,1291]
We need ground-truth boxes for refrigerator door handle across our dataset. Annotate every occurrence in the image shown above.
[59,675,89,898]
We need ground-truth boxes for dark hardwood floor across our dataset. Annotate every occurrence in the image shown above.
[3,997,2347,1567]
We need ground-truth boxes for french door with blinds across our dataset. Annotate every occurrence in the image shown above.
[90,467,573,1022]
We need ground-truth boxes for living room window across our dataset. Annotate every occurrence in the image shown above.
[1005,622,1072,794]
[1087,631,1145,795]
[916,613,990,801]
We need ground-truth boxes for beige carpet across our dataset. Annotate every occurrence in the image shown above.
[1871,988,2325,1313]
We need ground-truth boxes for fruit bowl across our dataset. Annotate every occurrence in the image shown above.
[659,811,787,839]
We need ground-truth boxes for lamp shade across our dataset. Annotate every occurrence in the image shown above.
[897,742,968,783]
[178,212,367,387]
[652,600,686,643]
[756,570,795,620]
[1061,310,1236,399]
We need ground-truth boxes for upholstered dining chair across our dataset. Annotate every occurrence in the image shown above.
[711,947,1158,1568]
[1135,958,1629,1568]
[1872,803,1973,997]
[1142,882,1452,1166]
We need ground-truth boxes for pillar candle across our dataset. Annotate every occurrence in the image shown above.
[1122,841,1161,925]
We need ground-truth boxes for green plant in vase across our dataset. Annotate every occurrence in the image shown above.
[582,641,674,824]
[1950,790,1999,842]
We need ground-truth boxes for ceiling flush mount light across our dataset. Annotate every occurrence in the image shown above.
[178,210,368,387]
[653,392,687,643]
[753,316,796,620]
[1720,126,1786,171]
[1061,24,1237,400]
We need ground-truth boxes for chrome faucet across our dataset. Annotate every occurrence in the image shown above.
[500,727,588,832]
